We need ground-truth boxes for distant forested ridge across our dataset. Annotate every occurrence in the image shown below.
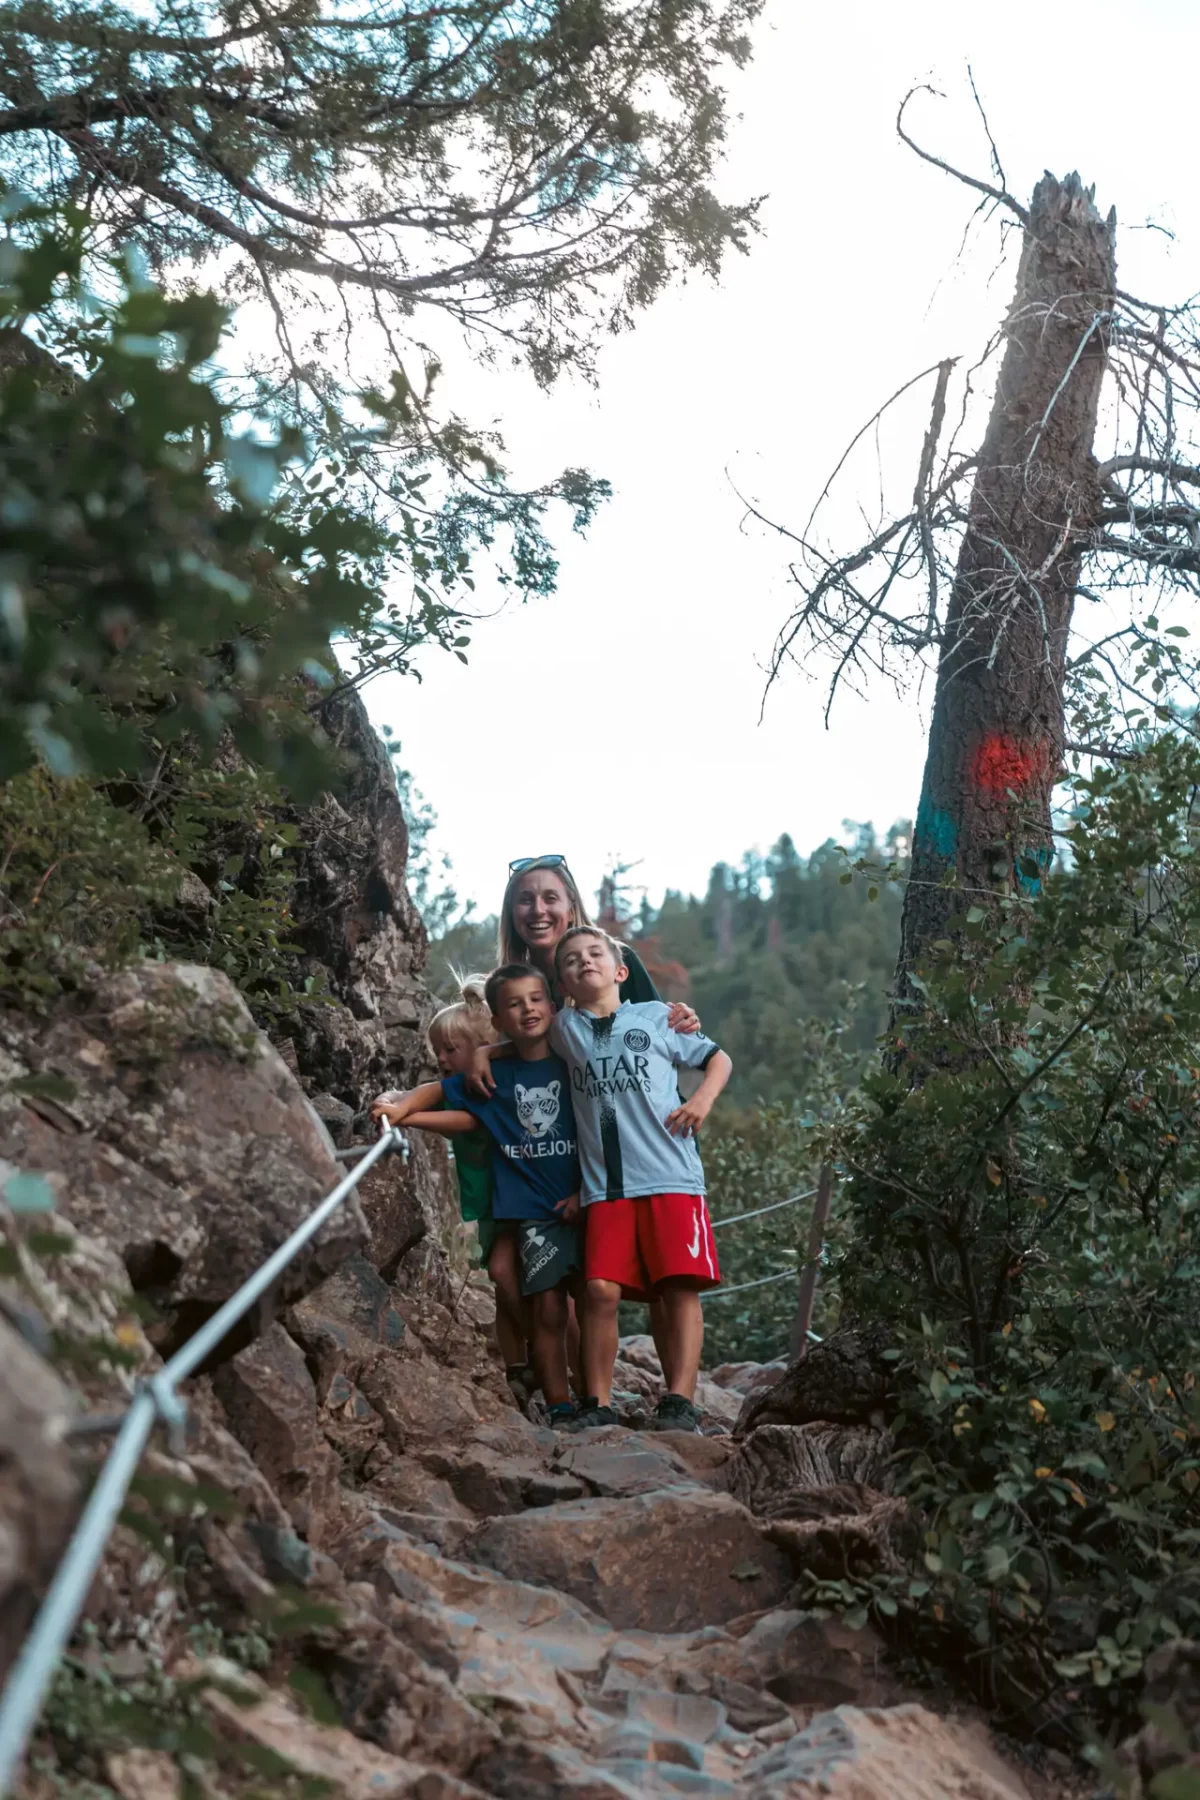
[627,826,906,1107]
[429,824,907,1108]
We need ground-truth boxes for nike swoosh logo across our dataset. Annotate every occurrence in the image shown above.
[687,1220,701,1259]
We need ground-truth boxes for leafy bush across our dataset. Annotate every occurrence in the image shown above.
[818,733,1200,1742]
[0,201,446,789]
[699,1012,859,1365]
[0,755,322,1022]
[0,768,178,1006]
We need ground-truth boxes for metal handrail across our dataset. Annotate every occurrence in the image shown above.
[709,1187,816,1230]
[0,1125,407,1798]
[701,1267,795,1299]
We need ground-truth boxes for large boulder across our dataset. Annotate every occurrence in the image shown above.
[0,964,366,1357]
[213,1322,343,1546]
[279,689,440,1104]
[465,1487,794,1632]
[353,1137,459,1284]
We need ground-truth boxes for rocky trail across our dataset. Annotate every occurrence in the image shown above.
[0,959,1079,1800]
[0,697,1092,1799]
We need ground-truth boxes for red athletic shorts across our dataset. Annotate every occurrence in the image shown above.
[584,1194,721,1301]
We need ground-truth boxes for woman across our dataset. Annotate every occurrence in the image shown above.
[497,855,698,1023]
[488,856,699,1384]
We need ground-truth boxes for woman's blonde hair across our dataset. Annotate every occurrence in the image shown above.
[427,972,498,1057]
[497,858,593,966]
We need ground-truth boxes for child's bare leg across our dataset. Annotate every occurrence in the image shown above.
[488,1234,528,1367]
[648,1294,669,1378]
[530,1286,571,1407]
[583,1279,621,1405]
[566,1291,583,1392]
[495,1289,527,1368]
[656,1282,704,1400]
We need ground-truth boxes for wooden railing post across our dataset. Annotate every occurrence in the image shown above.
[791,1163,832,1359]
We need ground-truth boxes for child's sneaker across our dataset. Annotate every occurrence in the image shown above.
[546,1401,578,1430]
[646,1392,702,1433]
[569,1398,620,1431]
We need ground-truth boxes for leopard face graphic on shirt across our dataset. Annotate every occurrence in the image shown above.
[515,1080,561,1139]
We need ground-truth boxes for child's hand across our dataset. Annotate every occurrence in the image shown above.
[372,1099,406,1126]
[465,1044,497,1098]
[555,1193,581,1224]
[370,1089,406,1119]
[666,1093,712,1137]
[667,1002,702,1035]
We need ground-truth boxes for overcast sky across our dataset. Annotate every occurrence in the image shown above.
[360,0,1200,922]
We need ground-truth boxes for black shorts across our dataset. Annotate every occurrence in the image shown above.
[516,1220,583,1297]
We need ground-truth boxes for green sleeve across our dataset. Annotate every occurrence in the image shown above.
[618,944,660,1004]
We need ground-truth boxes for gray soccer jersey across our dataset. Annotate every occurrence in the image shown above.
[549,1001,722,1205]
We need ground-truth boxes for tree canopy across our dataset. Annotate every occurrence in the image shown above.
[0,0,762,678]
[631,827,906,1107]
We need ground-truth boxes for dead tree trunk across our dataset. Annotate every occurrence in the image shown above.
[895,173,1117,1010]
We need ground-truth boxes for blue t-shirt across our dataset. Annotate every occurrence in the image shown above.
[442,1053,580,1222]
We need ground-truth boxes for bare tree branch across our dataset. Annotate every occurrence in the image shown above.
[896,86,1029,226]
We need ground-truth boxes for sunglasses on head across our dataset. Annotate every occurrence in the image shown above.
[508,854,568,876]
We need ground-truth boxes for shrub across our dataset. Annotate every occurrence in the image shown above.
[819,734,1200,1743]
[0,755,323,1023]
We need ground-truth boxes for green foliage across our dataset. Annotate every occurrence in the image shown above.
[0,204,424,787]
[0,768,177,1005]
[156,757,328,1022]
[699,1013,858,1365]
[427,912,503,997]
[631,827,906,1106]
[0,753,322,1022]
[0,0,763,681]
[818,734,1200,1737]
[0,1,760,374]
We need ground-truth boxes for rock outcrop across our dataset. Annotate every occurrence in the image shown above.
[0,701,1077,1799]
[0,963,368,1357]
[279,688,461,1294]
[5,1235,1064,1799]
[283,688,445,1110]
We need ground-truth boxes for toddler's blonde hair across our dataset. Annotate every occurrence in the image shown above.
[427,972,498,1058]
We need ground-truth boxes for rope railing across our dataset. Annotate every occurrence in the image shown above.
[701,1267,796,1298]
[0,1135,825,1793]
[0,1125,408,1799]
[708,1187,816,1231]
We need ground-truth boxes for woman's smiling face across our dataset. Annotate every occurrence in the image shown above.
[511,869,574,955]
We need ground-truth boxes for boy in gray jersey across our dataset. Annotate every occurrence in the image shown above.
[552,926,732,1432]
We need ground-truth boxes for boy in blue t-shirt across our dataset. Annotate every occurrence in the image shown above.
[375,964,582,1426]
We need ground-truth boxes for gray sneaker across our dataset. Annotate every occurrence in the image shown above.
[569,1401,620,1431]
[646,1392,702,1433]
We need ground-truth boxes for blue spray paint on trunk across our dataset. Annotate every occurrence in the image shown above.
[916,791,958,860]
[1015,846,1052,896]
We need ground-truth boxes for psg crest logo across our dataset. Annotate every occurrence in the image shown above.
[623,1028,651,1053]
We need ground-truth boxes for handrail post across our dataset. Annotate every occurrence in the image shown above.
[790,1163,833,1360]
